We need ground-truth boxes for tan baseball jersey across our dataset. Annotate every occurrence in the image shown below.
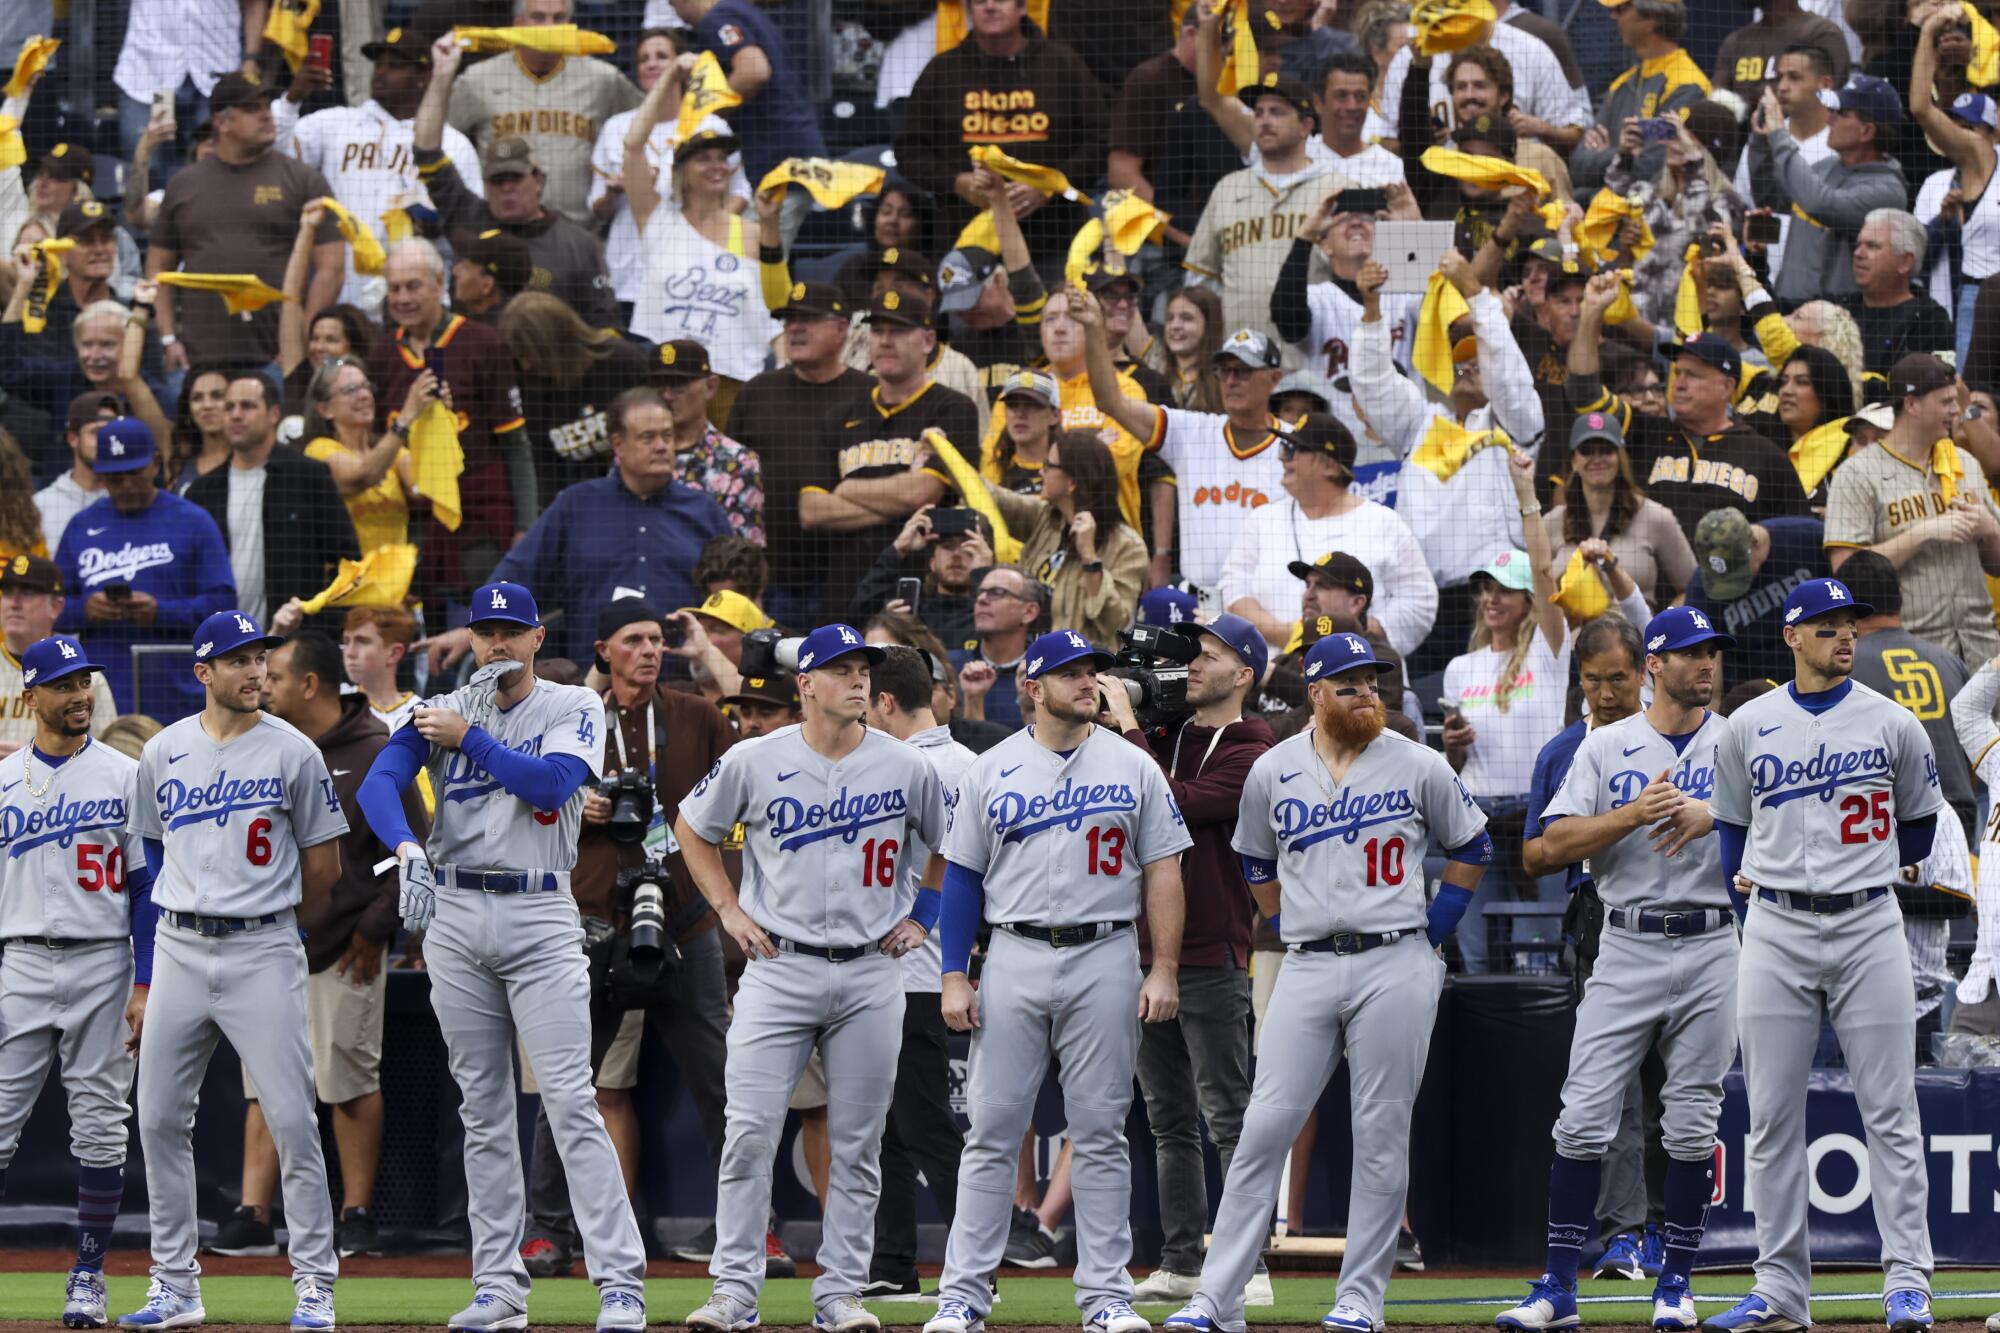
[447,51,641,226]
[1183,165,1349,368]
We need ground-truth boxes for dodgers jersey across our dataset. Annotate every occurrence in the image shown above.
[901,723,976,993]
[131,714,349,917]
[1710,680,1944,894]
[0,740,148,939]
[1233,728,1486,941]
[680,724,947,948]
[1542,710,1732,909]
[946,725,1192,926]
[423,678,605,873]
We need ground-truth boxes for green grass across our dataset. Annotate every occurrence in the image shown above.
[7,1272,1998,1325]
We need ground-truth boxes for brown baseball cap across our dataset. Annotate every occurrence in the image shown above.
[775,281,850,321]
[0,554,62,595]
[209,71,281,112]
[38,142,94,184]
[460,228,533,296]
[1289,550,1375,597]
[56,200,116,240]
[67,390,125,431]
[877,246,935,289]
[723,671,800,710]
[481,136,542,179]
[866,288,934,330]
[655,340,714,381]
[1889,353,1955,403]
[361,26,430,63]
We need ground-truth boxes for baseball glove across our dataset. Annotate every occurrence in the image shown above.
[400,853,439,933]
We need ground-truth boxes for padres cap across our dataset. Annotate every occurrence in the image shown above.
[1948,91,2000,131]
[469,581,540,629]
[1888,352,1955,403]
[1304,631,1386,679]
[877,246,936,288]
[1238,73,1316,122]
[1666,332,1741,384]
[679,590,774,634]
[192,610,283,662]
[1023,629,1114,681]
[1273,412,1358,470]
[723,672,800,710]
[481,136,542,179]
[796,623,886,671]
[37,142,94,185]
[1449,111,1517,155]
[209,71,281,112]
[0,555,63,595]
[1644,605,1734,654]
[674,128,740,164]
[92,417,156,473]
[1137,587,1198,627]
[56,200,115,239]
[19,634,103,687]
[1082,262,1142,295]
[361,26,430,63]
[1570,410,1625,451]
[776,281,849,320]
[1470,547,1534,593]
[1691,507,1756,600]
[1289,550,1375,598]
[1214,328,1280,370]
[1782,577,1870,626]
[998,369,1060,411]
[937,246,1000,315]
[461,228,532,296]
[865,288,934,329]
[1193,612,1268,680]
[655,339,714,381]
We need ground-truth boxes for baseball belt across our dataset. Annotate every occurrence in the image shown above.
[766,933,872,962]
[165,911,282,936]
[1003,921,1133,948]
[1294,929,1411,955]
[439,865,569,894]
[1754,886,1890,915]
[1605,907,1730,937]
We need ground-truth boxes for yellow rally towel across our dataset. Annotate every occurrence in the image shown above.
[922,428,1022,564]
[1103,190,1170,252]
[1412,0,1496,56]
[454,24,616,56]
[939,0,1051,52]
[1411,416,1511,482]
[1210,0,1263,95]
[1604,270,1639,325]
[299,544,418,613]
[956,210,1000,254]
[1578,190,1654,266]
[408,400,465,532]
[0,116,24,171]
[1067,219,1109,288]
[155,271,292,316]
[1551,547,1610,620]
[380,206,414,246]
[677,51,742,144]
[1966,1,1999,88]
[1415,270,1472,395]
[970,145,1089,203]
[264,0,321,72]
[1789,416,1851,494]
[22,237,74,335]
[758,158,884,209]
[1674,242,1705,338]
[1419,145,1549,198]
[1934,438,1963,505]
[6,35,60,98]
[318,197,385,275]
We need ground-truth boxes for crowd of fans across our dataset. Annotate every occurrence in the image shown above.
[3,0,2000,1273]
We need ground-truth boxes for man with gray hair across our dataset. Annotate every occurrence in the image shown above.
[1751,72,1909,304]
[1840,208,1957,376]
[1568,0,1713,189]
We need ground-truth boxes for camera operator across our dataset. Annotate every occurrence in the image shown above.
[847,504,994,649]
[1097,613,1276,1302]
[517,597,736,1278]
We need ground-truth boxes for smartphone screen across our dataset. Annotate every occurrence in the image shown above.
[308,34,334,71]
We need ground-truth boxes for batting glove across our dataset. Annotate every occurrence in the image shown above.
[400,853,438,933]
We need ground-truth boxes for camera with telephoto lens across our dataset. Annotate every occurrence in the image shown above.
[739,627,787,680]
[597,770,655,846]
[1105,624,1198,730]
[615,856,677,980]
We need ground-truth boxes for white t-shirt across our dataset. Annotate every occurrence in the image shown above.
[226,465,268,625]
[1297,283,1419,502]
[1248,139,1409,187]
[1442,625,1572,798]
[634,207,779,382]
[33,473,101,555]
[1377,23,1587,142]
[1148,407,1289,594]
[1914,167,1958,311]
[876,13,938,109]
[592,109,750,304]
[1216,496,1438,655]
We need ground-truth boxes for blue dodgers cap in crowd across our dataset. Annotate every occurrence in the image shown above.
[1644,605,1736,654]
[1834,73,1905,124]
[1193,612,1269,680]
[192,610,283,662]
[92,417,156,473]
[1023,629,1115,681]
[1948,92,1999,131]
[1137,587,1198,627]
[19,634,104,687]
[1303,631,1386,681]
[795,623,886,672]
[1782,577,1872,626]
[469,581,539,628]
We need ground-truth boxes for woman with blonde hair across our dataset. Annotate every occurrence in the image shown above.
[1144,287,1225,413]
[498,291,656,506]
[298,356,427,555]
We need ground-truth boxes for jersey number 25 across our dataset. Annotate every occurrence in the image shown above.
[1838,792,1890,845]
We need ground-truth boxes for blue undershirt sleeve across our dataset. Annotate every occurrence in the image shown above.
[1718,819,1748,921]
[459,727,592,811]
[1896,813,1937,870]
[939,860,986,976]
[357,724,428,852]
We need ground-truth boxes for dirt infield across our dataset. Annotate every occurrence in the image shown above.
[0,1326,1990,1333]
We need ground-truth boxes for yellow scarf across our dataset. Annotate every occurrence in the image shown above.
[1966,1,2000,88]
[757,159,884,209]
[408,400,465,532]
[453,24,616,56]
[1673,242,1706,338]
[1788,417,1851,494]
[1414,270,1472,395]
[0,116,24,171]
[1551,547,1610,620]
[1419,145,1549,198]
[298,544,418,613]
[1934,439,1963,505]
[263,0,322,72]
[676,51,743,143]
[155,271,292,316]
[970,145,1089,204]
[1410,416,1511,482]
[22,237,74,336]
[317,197,386,275]
[923,428,1022,563]
[5,35,60,98]
[1577,191,1654,266]
[1210,0,1264,94]
[939,0,1052,52]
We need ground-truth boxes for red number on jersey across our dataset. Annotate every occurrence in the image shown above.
[1086,826,1127,875]
[1838,791,1890,845]
[1364,836,1405,886]
[861,837,899,887]
[246,818,274,866]
[532,809,559,826]
[76,844,125,894]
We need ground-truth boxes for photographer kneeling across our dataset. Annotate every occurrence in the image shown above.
[1098,615,1276,1302]
[518,598,737,1277]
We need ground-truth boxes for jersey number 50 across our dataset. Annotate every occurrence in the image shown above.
[1838,792,1890,844]
[76,844,126,894]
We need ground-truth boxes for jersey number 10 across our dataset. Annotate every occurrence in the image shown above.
[1364,836,1405,886]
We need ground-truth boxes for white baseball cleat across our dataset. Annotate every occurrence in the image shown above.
[1243,1272,1275,1308]
[598,1289,647,1332]
[1322,1302,1385,1333]
[686,1293,760,1333]
[925,1298,984,1333]
[448,1293,528,1333]
[1652,1277,1697,1332]
[813,1297,882,1333]
[116,1278,205,1330]
[1132,1270,1200,1303]
[63,1268,108,1329]
[1495,1275,1580,1331]
[290,1279,336,1330]
[1087,1298,1152,1333]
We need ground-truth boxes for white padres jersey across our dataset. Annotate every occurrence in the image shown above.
[1234,727,1486,940]
[590,108,749,304]
[681,724,947,948]
[423,678,605,874]
[370,691,420,735]
[131,714,349,917]
[1710,681,1944,895]
[1147,407,1289,593]
[1542,710,1732,909]
[0,645,116,751]
[0,740,147,939]
[900,723,975,993]
[946,724,1192,926]
[1377,23,1588,141]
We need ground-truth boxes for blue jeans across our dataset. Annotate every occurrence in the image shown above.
[119,81,210,183]
[1957,280,1984,372]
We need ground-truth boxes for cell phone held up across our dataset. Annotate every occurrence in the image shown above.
[425,346,448,393]
[896,577,923,614]
[1744,211,1783,246]
[308,34,334,72]
[1639,116,1681,145]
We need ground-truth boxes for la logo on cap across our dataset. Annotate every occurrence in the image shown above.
[59,641,76,659]
[1066,631,1086,649]
[490,590,509,609]
[1827,584,1846,600]
[839,626,859,644]
[108,438,125,456]
[1347,637,1365,654]
[1690,610,1710,629]
[233,614,254,633]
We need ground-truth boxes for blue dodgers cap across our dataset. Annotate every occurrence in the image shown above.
[192,610,283,662]
[795,623,886,672]
[1948,91,1999,131]
[1303,631,1385,680]
[1137,587,1198,627]
[92,417,157,473]
[1193,612,1269,680]
[19,634,104,687]
[1834,73,1905,125]
[1023,629,1114,681]
[1782,577,1872,626]
[469,581,539,628]
[1644,605,1736,654]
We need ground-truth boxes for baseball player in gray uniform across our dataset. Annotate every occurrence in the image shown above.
[125,611,347,1331]
[675,624,948,1333]
[925,629,1192,1333]
[356,582,647,1333]
[1499,607,1738,1333]
[0,636,152,1329]
[1707,578,1944,1333]
[1162,632,1489,1333]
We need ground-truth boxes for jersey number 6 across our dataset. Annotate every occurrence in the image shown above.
[76,844,126,894]
[246,817,274,866]
[1838,791,1890,845]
